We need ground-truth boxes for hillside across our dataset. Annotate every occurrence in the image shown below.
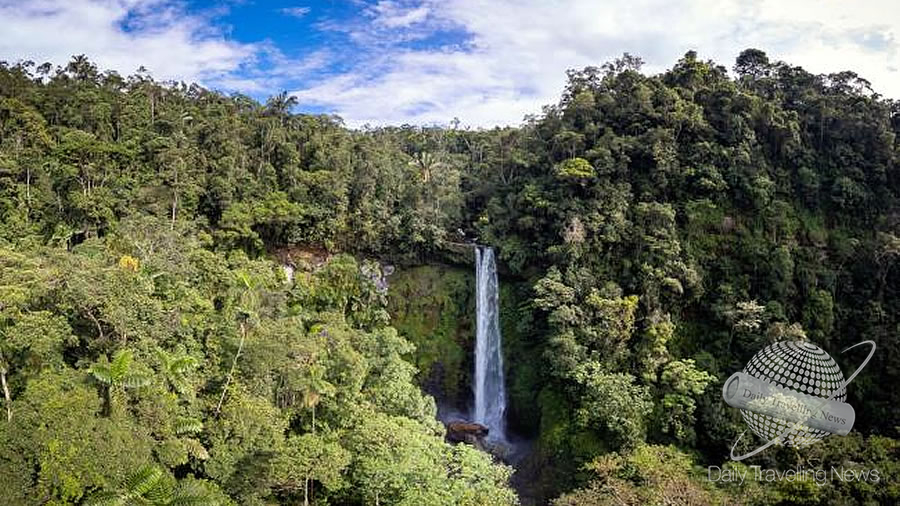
[1,50,899,505]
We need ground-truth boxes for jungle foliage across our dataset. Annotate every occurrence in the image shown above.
[1,49,899,505]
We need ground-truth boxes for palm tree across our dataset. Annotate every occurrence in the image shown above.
[265,91,298,125]
[157,349,198,397]
[409,152,444,183]
[215,271,260,416]
[298,363,334,434]
[173,416,209,462]
[296,364,334,506]
[66,54,98,82]
[89,349,151,416]
[85,464,216,505]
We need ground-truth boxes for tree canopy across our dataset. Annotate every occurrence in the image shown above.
[1,49,899,505]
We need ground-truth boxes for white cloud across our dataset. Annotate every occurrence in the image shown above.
[369,1,430,28]
[1,0,897,126]
[0,0,261,88]
[280,6,311,19]
[292,0,900,127]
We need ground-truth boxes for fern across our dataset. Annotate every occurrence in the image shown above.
[89,349,152,415]
[182,438,209,460]
[85,465,176,506]
[174,417,203,435]
[84,491,124,506]
[157,350,198,395]
[124,464,163,498]
[109,350,134,380]
[90,364,114,385]
[169,356,198,375]
[121,373,151,389]
[168,480,217,506]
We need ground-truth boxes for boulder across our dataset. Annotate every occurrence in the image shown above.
[446,420,489,449]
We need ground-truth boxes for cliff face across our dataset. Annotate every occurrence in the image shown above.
[387,265,476,415]
[387,264,543,436]
[387,263,556,505]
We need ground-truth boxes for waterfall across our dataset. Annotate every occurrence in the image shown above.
[473,246,507,441]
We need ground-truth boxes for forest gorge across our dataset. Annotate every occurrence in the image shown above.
[0,49,899,505]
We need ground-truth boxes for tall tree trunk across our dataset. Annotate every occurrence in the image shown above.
[215,322,246,416]
[171,161,179,230]
[309,405,316,506]
[25,165,31,224]
[1,363,11,422]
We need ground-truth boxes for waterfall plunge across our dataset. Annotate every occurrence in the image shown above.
[473,246,507,442]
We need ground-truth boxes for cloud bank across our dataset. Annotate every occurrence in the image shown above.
[1,0,898,127]
[294,0,900,127]
[0,0,259,85]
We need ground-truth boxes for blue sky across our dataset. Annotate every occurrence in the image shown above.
[1,1,899,126]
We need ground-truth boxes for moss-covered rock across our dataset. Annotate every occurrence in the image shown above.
[499,280,542,436]
[388,265,475,411]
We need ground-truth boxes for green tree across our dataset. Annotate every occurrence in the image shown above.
[86,464,220,506]
[90,349,152,416]
[269,433,349,506]
[0,310,75,421]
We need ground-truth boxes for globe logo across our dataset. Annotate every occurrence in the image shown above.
[742,341,846,447]
[723,339,876,461]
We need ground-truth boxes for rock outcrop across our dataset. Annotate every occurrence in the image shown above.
[446,420,489,450]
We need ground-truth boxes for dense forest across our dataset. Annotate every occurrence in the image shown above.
[0,49,899,505]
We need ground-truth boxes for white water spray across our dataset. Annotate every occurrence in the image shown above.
[473,246,507,441]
